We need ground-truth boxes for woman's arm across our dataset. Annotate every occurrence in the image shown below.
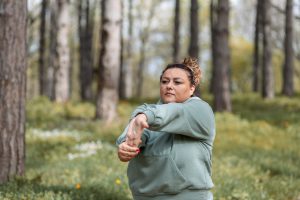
[132,98,215,143]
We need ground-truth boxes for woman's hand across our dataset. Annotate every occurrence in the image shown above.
[118,141,140,162]
[126,114,149,147]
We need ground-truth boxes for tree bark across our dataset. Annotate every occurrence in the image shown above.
[47,0,58,100]
[54,0,71,102]
[173,0,180,63]
[0,0,27,183]
[78,0,93,101]
[282,0,294,96]
[137,36,146,97]
[211,0,231,112]
[39,0,48,96]
[261,0,274,99]
[119,0,133,99]
[95,0,122,122]
[188,0,199,59]
[252,0,262,92]
[189,0,200,97]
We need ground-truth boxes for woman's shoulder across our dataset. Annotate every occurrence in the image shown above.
[184,97,214,114]
[185,97,211,106]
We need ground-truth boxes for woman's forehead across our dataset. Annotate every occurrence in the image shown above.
[162,68,189,78]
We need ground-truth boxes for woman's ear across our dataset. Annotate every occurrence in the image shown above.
[190,85,196,96]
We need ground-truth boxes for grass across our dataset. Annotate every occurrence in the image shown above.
[0,94,300,199]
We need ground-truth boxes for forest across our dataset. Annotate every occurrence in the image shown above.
[0,0,300,199]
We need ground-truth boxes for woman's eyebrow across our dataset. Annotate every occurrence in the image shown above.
[162,77,183,80]
[173,77,183,80]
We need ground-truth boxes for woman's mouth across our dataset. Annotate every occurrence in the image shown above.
[165,93,174,96]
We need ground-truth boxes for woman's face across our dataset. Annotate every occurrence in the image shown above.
[160,68,195,103]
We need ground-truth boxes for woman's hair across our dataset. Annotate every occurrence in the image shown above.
[160,57,201,86]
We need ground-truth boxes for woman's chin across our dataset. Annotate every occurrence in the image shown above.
[162,97,176,104]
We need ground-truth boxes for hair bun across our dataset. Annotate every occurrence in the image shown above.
[182,57,201,86]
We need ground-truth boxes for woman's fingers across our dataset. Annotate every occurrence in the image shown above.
[118,142,140,162]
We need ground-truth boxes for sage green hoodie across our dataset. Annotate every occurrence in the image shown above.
[116,97,216,200]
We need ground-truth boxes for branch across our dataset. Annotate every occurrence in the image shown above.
[271,3,300,21]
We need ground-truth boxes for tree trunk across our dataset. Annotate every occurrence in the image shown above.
[189,0,199,59]
[282,0,294,96]
[173,0,180,63]
[39,0,48,96]
[54,0,71,102]
[261,0,274,99]
[78,0,94,101]
[95,0,122,122]
[119,0,133,99]
[48,0,58,100]
[252,0,262,92]
[136,1,157,97]
[189,0,200,97]
[137,37,146,97]
[209,0,216,94]
[211,0,231,112]
[0,0,27,184]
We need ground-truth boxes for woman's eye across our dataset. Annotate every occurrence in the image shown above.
[161,80,168,84]
[175,81,182,85]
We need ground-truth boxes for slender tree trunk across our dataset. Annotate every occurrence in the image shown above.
[78,0,93,101]
[95,0,122,122]
[136,1,157,97]
[55,0,71,102]
[261,0,274,99]
[39,0,48,96]
[137,37,146,97]
[253,0,262,92]
[119,0,133,99]
[211,0,231,112]
[0,0,27,183]
[189,0,200,97]
[282,0,294,96]
[173,0,180,62]
[48,0,58,100]
[189,0,199,58]
[209,0,216,94]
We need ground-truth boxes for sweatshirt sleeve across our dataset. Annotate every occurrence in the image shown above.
[133,98,215,143]
[115,123,150,147]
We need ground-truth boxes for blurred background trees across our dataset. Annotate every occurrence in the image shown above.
[1,0,300,186]
[23,0,300,117]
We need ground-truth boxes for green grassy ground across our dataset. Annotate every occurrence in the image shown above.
[0,94,299,200]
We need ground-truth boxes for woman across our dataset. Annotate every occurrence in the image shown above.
[116,57,215,200]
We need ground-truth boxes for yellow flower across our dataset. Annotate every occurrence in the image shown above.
[75,183,81,189]
[115,179,121,185]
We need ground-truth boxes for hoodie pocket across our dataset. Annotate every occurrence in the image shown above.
[128,155,190,196]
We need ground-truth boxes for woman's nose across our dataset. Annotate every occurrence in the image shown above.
[166,81,173,89]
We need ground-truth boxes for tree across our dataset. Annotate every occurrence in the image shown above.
[173,0,181,62]
[39,0,48,96]
[0,0,27,183]
[54,0,71,102]
[78,0,94,101]
[47,0,58,100]
[210,0,232,112]
[95,0,122,121]
[261,0,274,99]
[282,0,294,96]
[136,1,158,97]
[188,0,199,59]
[189,0,200,97]
[119,0,133,99]
[252,0,262,92]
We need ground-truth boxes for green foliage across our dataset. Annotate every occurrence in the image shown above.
[230,37,253,92]
[1,94,300,199]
